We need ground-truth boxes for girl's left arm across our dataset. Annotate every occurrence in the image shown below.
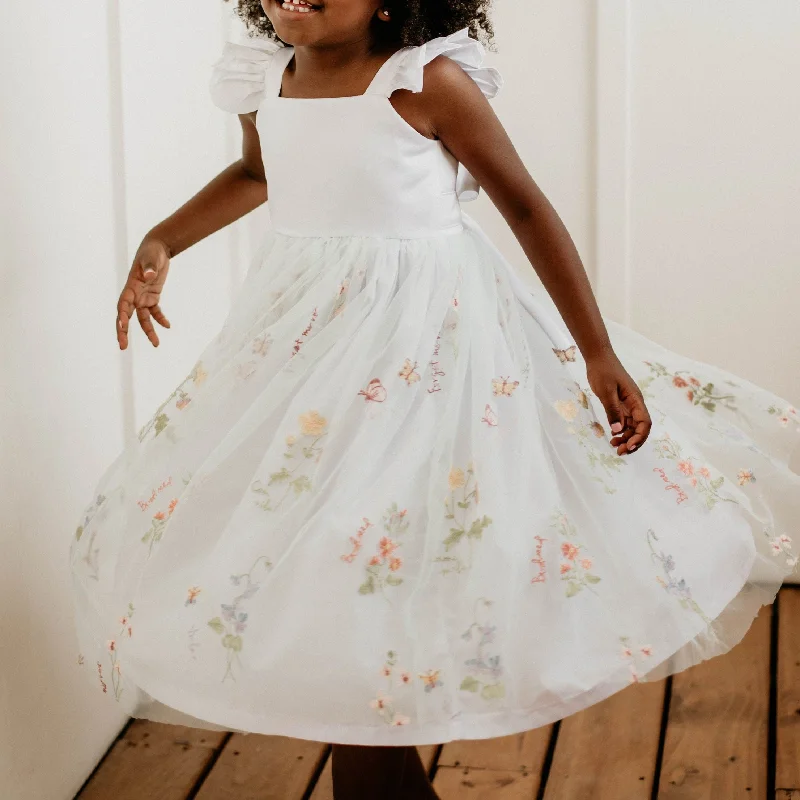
[417,56,651,455]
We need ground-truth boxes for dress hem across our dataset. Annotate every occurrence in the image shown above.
[120,568,778,747]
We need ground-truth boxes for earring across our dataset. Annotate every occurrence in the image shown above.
[380,8,390,17]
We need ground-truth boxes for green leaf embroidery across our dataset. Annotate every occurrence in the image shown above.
[269,467,291,485]
[154,413,169,437]
[481,683,505,700]
[460,676,480,693]
[443,528,465,550]
[207,617,225,635]
[292,475,312,496]
[222,634,243,652]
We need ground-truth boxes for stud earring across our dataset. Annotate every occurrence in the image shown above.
[380,8,390,17]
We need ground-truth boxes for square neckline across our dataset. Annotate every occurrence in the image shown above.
[273,44,410,101]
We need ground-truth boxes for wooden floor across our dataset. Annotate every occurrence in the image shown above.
[75,587,800,800]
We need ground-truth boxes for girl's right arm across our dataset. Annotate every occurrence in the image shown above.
[116,112,266,350]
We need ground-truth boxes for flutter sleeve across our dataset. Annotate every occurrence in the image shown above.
[209,37,286,114]
[385,27,504,202]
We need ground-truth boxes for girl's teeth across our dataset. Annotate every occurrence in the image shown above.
[282,0,317,10]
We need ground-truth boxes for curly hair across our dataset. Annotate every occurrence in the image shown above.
[226,0,496,49]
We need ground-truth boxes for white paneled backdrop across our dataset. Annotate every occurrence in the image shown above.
[1,1,798,797]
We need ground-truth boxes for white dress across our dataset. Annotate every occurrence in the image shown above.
[69,27,800,746]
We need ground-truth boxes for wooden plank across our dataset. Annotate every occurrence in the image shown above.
[777,589,800,797]
[544,680,665,799]
[433,728,553,798]
[309,745,438,800]
[77,720,227,800]
[437,727,552,772]
[657,604,772,799]
[195,734,328,800]
[433,766,540,798]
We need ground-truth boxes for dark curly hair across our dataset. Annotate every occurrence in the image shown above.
[226,0,496,49]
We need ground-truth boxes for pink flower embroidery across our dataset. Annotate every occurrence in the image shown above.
[561,542,580,561]
[379,537,398,558]
[737,469,755,486]
[370,692,391,711]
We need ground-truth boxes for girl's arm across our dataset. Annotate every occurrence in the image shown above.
[147,111,267,258]
[116,112,266,350]
[412,56,652,455]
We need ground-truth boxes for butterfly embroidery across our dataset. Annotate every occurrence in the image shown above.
[358,378,388,403]
[185,586,202,606]
[398,359,421,385]
[491,376,519,397]
[481,404,498,427]
[552,345,578,364]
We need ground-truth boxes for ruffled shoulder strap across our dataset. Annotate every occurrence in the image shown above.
[367,27,502,100]
[209,37,287,114]
[366,27,503,202]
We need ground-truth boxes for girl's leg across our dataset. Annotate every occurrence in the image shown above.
[331,743,440,800]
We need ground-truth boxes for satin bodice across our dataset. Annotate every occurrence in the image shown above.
[210,28,503,239]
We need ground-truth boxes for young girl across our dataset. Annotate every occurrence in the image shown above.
[70,1,799,797]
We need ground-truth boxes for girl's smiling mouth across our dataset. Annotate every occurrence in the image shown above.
[278,0,323,13]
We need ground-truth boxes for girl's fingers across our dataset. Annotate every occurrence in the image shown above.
[141,262,158,281]
[136,306,160,347]
[621,394,652,453]
[625,419,652,452]
[606,391,651,454]
[117,309,129,349]
[116,287,135,348]
[150,304,171,329]
[610,428,634,446]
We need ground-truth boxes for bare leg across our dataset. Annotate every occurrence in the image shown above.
[331,744,440,800]
[396,746,440,799]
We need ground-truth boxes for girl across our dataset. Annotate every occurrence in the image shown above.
[71,1,799,798]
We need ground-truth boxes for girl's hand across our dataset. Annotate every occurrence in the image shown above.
[585,350,652,455]
[116,237,172,350]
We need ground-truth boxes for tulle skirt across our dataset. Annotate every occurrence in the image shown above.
[69,212,799,745]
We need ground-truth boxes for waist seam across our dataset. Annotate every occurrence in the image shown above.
[271,222,465,240]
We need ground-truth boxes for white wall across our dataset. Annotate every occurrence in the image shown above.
[1,1,798,798]
[591,0,800,399]
[0,4,131,799]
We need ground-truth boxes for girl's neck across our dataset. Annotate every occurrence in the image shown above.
[282,36,401,97]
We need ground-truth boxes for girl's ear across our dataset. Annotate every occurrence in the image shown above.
[376,7,391,23]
